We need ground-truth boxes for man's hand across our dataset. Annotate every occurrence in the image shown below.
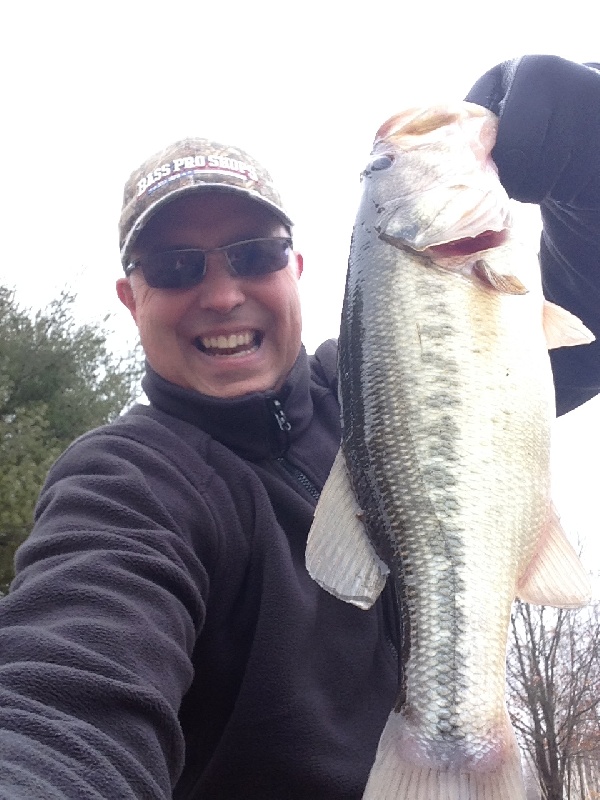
[466,55,600,205]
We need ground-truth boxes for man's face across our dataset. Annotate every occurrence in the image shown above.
[116,192,303,399]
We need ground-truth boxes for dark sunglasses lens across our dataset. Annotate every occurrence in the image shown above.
[227,239,291,277]
[143,251,206,289]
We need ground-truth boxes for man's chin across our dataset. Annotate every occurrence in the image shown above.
[196,377,276,399]
[189,362,278,400]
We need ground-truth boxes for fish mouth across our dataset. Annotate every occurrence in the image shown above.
[424,229,508,258]
[194,330,263,357]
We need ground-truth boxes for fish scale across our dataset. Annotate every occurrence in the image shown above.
[306,103,592,799]
[343,232,543,765]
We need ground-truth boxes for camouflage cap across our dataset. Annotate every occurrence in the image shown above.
[118,138,293,268]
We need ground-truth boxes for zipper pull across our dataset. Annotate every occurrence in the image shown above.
[271,399,292,432]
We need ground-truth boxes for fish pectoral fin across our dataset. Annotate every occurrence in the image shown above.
[305,448,389,609]
[472,259,528,295]
[516,504,592,608]
[543,300,595,349]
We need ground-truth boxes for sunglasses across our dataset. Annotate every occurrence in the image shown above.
[125,237,294,290]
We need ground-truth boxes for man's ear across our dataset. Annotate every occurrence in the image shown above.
[116,277,138,323]
[294,251,304,279]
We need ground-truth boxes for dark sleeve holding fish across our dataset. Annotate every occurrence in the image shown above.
[466,54,600,415]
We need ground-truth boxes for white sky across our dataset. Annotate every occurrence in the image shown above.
[0,0,598,589]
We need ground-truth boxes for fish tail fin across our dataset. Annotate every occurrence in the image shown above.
[362,709,526,800]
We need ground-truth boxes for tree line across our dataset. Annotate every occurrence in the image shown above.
[0,287,142,594]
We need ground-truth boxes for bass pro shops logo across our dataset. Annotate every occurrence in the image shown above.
[136,154,260,197]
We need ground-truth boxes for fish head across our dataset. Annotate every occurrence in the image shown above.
[359,103,511,256]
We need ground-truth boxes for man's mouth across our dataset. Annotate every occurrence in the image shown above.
[194,330,263,357]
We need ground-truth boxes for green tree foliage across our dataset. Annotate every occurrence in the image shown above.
[0,287,142,594]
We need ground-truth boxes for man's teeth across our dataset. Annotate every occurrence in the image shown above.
[203,332,254,350]
[198,331,260,356]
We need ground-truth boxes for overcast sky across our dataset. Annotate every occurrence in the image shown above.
[1,0,598,586]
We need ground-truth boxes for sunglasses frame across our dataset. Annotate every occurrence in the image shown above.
[125,236,294,289]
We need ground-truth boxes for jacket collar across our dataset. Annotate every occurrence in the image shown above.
[141,347,313,460]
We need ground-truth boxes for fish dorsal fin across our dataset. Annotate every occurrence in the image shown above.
[543,301,595,349]
[516,504,591,608]
[305,448,389,609]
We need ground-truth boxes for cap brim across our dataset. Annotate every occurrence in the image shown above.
[120,183,293,267]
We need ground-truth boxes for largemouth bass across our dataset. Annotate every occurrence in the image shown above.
[306,103,593,800]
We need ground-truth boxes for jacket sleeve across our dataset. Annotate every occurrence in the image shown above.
[0,423,212,799]
[466,55,600,415]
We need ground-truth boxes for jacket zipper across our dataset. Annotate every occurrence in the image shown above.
[270,398,292,433]
[276,457,321,501]
[272,397,401,695]
[269,399,321,501]
[272,398,400,691]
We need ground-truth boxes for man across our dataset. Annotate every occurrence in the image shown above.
[0,55,599,799]
[116,145,305,400]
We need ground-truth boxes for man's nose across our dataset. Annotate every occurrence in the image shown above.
[196,254,246,314]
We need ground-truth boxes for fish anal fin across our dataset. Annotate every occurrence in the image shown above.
[517,504,591,608]
[473,258,528,295]
[305,449,388,609]
[543,301,595,349]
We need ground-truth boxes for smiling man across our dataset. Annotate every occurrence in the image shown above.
[117,143,305,399]
[1,56,600,800]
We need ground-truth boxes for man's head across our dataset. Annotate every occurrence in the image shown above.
[116,139,304,399]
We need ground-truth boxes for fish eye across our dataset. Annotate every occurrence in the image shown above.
[368,154,394,171]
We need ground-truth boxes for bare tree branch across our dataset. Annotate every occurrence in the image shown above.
[507,599,600,799]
